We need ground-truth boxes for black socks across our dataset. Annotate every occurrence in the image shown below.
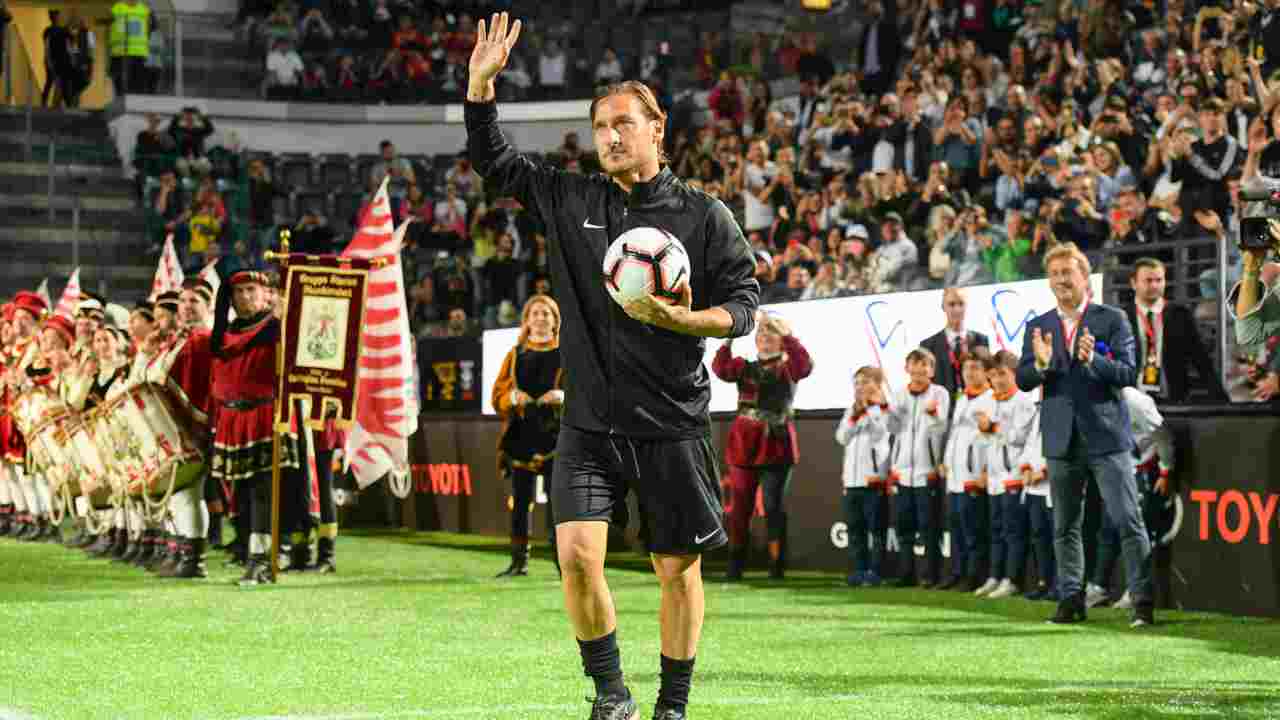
[658,654,695,712]
[578,631,626,698]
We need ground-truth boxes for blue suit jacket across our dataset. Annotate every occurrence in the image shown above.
[1015,302,1137,459]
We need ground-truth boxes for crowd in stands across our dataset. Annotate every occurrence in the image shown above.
[128,0,1280,344]
[243,0,656,103]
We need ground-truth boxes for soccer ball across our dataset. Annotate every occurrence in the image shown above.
[602,227,691,308]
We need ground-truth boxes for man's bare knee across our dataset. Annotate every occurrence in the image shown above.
[652,554,701,594]
[557,522,607,580]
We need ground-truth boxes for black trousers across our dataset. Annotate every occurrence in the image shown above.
[509,463,554,547]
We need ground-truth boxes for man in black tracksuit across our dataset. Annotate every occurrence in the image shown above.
[466,14,759,720]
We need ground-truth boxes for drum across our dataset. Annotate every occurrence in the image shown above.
[66,417,113,507]
[11,385,67,438]
[101,383,206,498]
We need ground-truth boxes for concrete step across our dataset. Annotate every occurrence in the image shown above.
[0,193,138,212]
[0,142,119,167]
[1,262,153,303]
[0,172,137,199]
[0,160,127,179]
[0,108,108,135]
[0,220,141,245]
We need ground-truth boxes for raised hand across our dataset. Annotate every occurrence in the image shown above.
[1077,325,1095,364]
[1031,327,1054,368]
[468,12,522,92]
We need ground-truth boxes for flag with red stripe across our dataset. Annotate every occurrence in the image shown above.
[151,233,185,300]
[340,178,419,489]
[53,267,82,320]
[35,278,53,310]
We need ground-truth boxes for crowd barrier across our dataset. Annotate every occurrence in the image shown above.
[403,405,1280,618]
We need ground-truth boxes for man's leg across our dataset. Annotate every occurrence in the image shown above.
[1093,452,1153,612]
[843,488,868,582]
[651,553,702,716]
[1047,452,1089,605]
[557,520,630,708]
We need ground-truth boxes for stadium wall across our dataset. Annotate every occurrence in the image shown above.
[109,95,594,176]
[405,408,1280,618]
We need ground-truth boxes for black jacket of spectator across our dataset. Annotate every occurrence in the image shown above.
[248,177,278,227]
[882,118,934,183]
[1171,136,1241,223]
[135,128,176,176]
[466,100,759,440]
[169,116,215,158]
[1122,301,1228,403]
[291,219,337,254]
[1053,199,1109,250]
[481,255,521,308]
[1111,207,1177,264]
[859,0,902,96]
[920,329,990,395]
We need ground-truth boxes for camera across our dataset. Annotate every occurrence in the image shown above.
[1239,186,1280,250]
[1239,217,1276,251]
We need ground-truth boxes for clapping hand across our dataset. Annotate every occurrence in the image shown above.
[1253,371,1280,401]
[1031,327,1054,368]
[1077,325,1095,364]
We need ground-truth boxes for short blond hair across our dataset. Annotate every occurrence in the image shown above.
[1043,241,1091,276]
[942,287,966,305]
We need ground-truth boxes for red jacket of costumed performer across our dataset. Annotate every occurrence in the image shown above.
[3,292,50,464]
[711,334,813,467]
[209,271,293,482]
[164,327,214,429]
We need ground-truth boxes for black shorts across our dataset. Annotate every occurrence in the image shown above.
[552,425,726,556]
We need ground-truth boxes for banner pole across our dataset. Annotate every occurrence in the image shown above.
[269,230,291,582]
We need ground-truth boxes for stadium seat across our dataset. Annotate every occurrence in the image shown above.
[295,189,330,219]
[355,154,384,192]
[278,153,316,190]
[334,192,366,228]
[319,154,356,191]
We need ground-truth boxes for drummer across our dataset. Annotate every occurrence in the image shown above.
[123,301,158,387]
[210,269,300,586]
[145,288,215,579]
[3,293,50,541]
[61,317,130,550]
[17,312,76,543]
[88,302,160,564]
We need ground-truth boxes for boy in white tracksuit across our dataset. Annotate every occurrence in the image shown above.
[886,348,950,587]
[940,350,995,592]
[976,350,1040,599]
[836,366,893,587]
[1019,393,1056,601]
[1086,387,1175,609]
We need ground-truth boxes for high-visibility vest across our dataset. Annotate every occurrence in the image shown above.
[110,2,129,57]
[124,3,150,58]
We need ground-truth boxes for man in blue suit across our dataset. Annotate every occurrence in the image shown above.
[1016,242,1154,627]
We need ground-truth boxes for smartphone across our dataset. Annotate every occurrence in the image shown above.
[659,41,670,56]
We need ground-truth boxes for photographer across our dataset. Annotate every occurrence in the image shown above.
[1229,119,1280,393]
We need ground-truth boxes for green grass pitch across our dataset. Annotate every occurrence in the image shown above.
[1,530,1278,720]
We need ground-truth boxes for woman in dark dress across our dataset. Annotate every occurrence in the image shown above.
[490,294,563,578]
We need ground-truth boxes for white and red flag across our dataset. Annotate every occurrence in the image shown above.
[53,267,82,319]
[35,278,53,310]
[340,178,419,489]
[150,233,185,300]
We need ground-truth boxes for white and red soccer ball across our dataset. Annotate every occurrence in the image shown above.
[602,227,691,308]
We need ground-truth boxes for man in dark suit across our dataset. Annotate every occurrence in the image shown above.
[858,0,901,98]
[920,288,990,397]
[1124,257,1228,403]
[1016,243,1154,628]
[921,287,988,592]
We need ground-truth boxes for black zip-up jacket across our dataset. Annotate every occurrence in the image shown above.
[465,101,759,440]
